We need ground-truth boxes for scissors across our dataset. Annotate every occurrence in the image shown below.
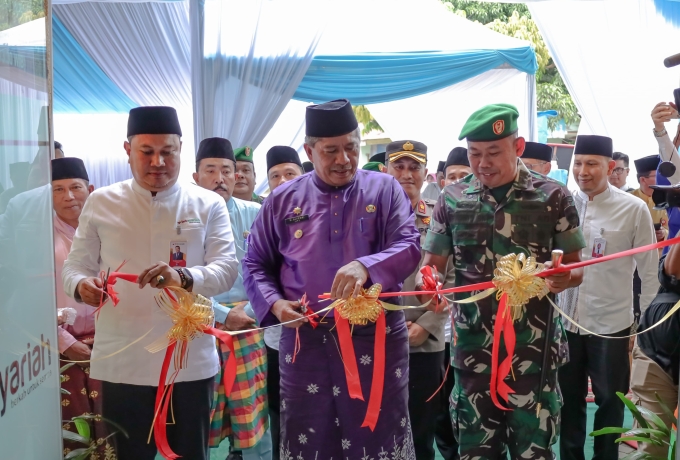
[99,267,110,306]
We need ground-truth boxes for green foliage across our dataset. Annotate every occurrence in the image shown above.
[442,0,529,24]
[442,0,580,132]
[590,392,676,460]
[353,105,384,135]
[60,366,128,459]
[0,0,45,33]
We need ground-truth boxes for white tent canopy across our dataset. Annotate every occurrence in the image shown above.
[4,0,538,190]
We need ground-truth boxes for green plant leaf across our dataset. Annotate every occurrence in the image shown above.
[64,447,92,460]
[637,406,670,436]
[590,427,630,436]
[60,362,76,373]
[618,436,664,446]
[73,418,91,440]
[73,414,129,438]
[654,392,677,427]
[618,392,649,429]
[62,429,89,445]
[622,428,668,438]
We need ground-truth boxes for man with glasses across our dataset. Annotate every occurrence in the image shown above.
[520,141,553,175]
[609,152,633,191]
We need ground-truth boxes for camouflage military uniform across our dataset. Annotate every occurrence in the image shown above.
[423,162,586,460]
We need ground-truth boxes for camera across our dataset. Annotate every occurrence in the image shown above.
[651,184,680,210]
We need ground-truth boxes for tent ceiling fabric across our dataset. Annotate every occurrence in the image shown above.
[293,0,536,105]
[54,1,191,108]
[31,0,539,190]
[528,0,680,171]
[53,15,137,113]
[367,68,536,167]
[293,48,536,105]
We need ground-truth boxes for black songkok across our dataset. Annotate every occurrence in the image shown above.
[522,142,552,162]
[445,147,469,169]
[196,137,235,164]
[52,157,89,181]
[573,135,613,158]
[127,106,182,138]
[305,99,358,138]
[266,146,302,172]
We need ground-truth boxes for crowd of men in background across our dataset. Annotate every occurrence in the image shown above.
[14,97,679,460]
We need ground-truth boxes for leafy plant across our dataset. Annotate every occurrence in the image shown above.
[441,0,580,132]
[590,392,676,460]
[60,363,127,460]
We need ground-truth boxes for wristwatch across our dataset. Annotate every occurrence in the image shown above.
[175,268,194,291]
[654,127,668,138]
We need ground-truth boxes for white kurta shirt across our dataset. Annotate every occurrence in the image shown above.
[62,179,238,385]
[562,184,659,335]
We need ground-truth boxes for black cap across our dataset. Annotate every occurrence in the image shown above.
[196,137,235,164]
[52,158,89,182]
[574,135,613,158]
[634,154,661,175]
[305,99,358,138]
[127,106,182,138]
[386,140,427,164]
[266,146,302,172]
[369,152,386,164]
[437,161,446,174]
[522,142,552,162]
[445,147,469,169]
[302,161,314,173]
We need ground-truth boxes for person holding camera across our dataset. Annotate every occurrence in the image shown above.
[651,101,680,246]
[630,235,680,458]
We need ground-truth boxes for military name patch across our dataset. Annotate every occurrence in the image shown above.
[285,215,310,225]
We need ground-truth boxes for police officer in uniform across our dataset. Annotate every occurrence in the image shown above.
[386,140,447,460]
[417,103,586,460]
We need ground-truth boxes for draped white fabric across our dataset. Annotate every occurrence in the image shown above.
[191,0,323,154]
[253,99,308,194]
[367,69,537,169]
[53,1,197,184]
[528,0,680,172]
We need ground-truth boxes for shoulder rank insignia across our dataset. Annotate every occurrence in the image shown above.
[417,200,426,214]
[422,217,431,225]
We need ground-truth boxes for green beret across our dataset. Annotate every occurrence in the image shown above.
[234,146,254,163]
[458,103,519,141]
[362,162,385,172]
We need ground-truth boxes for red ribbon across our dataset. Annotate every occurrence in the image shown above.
[152,327,237,459]
[336,313,364,401]
[335,309,387,431]
[361,309,385,431]
[490,294,516,410]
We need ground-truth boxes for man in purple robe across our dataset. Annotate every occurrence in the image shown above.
[243,99,421,460]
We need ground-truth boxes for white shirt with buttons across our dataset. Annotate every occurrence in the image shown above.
[566,184,659,335]
[62,179,239,385]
